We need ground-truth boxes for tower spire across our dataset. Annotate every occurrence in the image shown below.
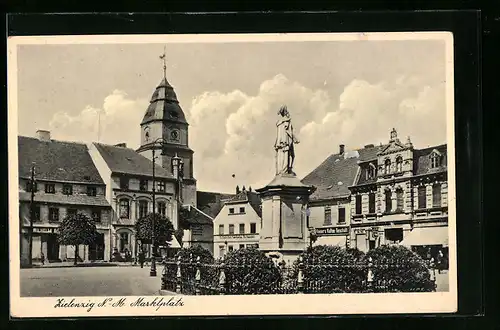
[159,45,167,79]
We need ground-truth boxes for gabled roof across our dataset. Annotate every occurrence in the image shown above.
[141,77,188,126]
[225,190,262,217]
[18,136,104,184]
[182,205,214,225]
[301,145,383,201]
[93,143,172,179]
[413,144,447,175]
[196,191,235,219]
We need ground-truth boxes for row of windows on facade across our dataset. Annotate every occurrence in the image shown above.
[219,243,259,255]
[29,206,101,222]
[365,153,441,180]
[218,223,257,235]
[26,181,99,196]
[352,183,443,216]
[228,206,245,214]
[119,177,167,192]
[118,199,168,219]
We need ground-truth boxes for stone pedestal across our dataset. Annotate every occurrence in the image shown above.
[256,172,315,262]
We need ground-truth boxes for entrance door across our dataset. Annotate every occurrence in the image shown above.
[88,233,105,261]
[47,235,60,261]
[368,240,376,250]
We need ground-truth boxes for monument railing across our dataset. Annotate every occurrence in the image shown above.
[160,256,437,295]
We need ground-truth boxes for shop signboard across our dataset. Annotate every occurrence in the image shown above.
[315,226,349,236]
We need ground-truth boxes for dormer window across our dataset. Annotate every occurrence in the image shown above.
[384,159,391,174]
[396,156,403,172]
[367,163,376,179]
[430,151,441,168]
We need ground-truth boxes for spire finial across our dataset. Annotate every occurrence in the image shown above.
[159,45,167,79]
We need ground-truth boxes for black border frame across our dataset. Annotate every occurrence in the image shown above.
[4,10,484,327]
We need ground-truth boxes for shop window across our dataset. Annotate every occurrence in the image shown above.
[338,207,346,223]
[396,188,404,211]
[45,183,55,194]
[157,181,166,192]
[119,232,129,252]
[239,223,245,234]
[138,200,148,218]
[229,224,235,235]
[396,156,403,172]
[229,208,235,214]
[418,185,427,209]
[218,224,224,235]
[250,223,257,234]
[384,228,403,244]
[48,207,59,222]
[91,210,101,222]
[368,192,376,213]
[62,184,73,195]
[239,207,245,213]
[384,159,391,174]
[385,189,392,212]
[433,183,442,207]
[139,179,148,191]
[119,199,130,218]
[87,186,97,196]
[324,206,332,225]
[119,177,129,190]
[157,201,166,216]
[355,195,362,214]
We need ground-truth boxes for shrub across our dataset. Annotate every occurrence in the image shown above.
[175,245,214,264]
[291,245,366,293]
[58,212,98,265]
[135,212,174,246]
[222,248,282,295]
[364,245,436,292]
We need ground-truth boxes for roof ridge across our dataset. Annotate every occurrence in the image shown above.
[19,135,90,146]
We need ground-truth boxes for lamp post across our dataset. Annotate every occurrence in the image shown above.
[28,163,36,267]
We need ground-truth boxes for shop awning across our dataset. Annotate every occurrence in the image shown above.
[314,235,347,247]
[400,226,449,247]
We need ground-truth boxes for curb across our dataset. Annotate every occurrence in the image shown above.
[159,290,181,296]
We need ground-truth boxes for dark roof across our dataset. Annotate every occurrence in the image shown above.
[196,191,235,219]
[413,144,447,175]
[301,145,383,200]
[19,191,110,207]
[183,206,214,225]
[141,77,188,125]
[225,190,262,217]
[93,143,172,179]
[18,136,104,184]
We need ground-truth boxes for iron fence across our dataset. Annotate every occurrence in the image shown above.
[160,256,437,295]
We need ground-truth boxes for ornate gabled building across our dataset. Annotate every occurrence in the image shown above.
[348,128,448,260]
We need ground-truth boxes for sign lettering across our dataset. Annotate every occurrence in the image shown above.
[315,226,349,236]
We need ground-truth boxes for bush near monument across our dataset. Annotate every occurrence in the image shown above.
[57,212,98,265]
[364,244,436,292]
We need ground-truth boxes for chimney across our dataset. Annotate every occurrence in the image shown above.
[114,143,127,148]
[36,130,51,142]
[339,144,345,155]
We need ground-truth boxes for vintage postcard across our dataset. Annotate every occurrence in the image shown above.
[8,32,457,317]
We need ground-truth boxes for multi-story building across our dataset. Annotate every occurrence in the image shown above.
[349,128,448,261]
[18,131,112,265]
[302,144,371,248]
[213,187,262,259]
[88,142,182,260]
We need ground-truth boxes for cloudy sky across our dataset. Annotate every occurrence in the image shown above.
[16,37,448,193]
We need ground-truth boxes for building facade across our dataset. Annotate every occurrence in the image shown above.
[19,132,112,265]
[213,188,261,259]
[349,129,448,261]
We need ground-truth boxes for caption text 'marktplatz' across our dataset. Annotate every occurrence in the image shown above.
[54,297,184,312]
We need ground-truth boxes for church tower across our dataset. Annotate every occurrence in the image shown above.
[136,49,196,206]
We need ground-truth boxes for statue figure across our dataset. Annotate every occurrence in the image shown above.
[274,105,299,175]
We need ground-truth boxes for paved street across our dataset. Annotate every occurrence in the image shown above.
[21,266,165,297]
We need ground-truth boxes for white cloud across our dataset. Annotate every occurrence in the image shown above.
[49,90,148,148]
[49,74,446,194]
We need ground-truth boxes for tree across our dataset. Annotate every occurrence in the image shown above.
[135,213,174,254]
[58,212,98,265]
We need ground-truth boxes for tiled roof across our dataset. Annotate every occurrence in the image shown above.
[93,143,172,179]
[183,206,214,225]
[196,191,235,219]
[18,136,104,184]
[225,190,262,217]
[413,144,447,175]
[301,145,383,201]
[141,78,188,125]
[19,191,110,207]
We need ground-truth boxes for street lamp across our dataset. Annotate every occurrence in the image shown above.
[28,162,36,267]
[150,138,168,277]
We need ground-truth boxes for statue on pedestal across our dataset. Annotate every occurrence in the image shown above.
[274,105,300,175]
